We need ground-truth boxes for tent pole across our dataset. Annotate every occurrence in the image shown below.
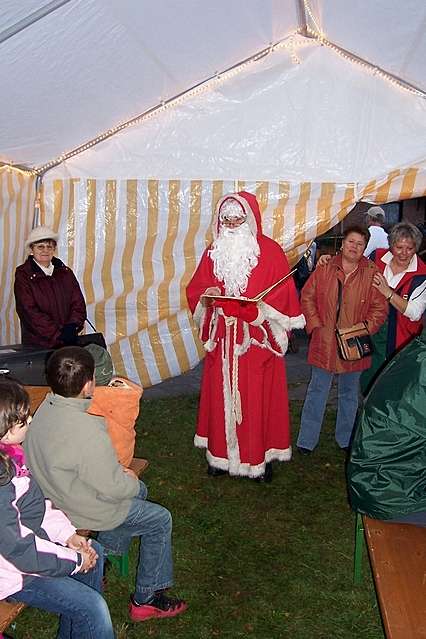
[0,0,73,45]
[308,30,426,99]
[33,175,43,227]
[296,0,309,37]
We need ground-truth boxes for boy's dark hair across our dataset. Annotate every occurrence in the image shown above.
[0,379,30,485]
[343,225,369,246]
[46,346,95,398]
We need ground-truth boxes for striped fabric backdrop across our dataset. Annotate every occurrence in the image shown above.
[1,165,425,386]
[0,168,36,345]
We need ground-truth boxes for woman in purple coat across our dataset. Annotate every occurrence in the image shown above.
[14,226,86,348]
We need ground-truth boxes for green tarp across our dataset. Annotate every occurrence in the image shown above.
[347,329,426,520]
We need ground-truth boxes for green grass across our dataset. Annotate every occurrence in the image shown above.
[11,396,383,639]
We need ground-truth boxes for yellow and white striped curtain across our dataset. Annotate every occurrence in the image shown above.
[0,168,36,345]
[1,165,425,386]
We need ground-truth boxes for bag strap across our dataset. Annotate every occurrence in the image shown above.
[85,318,97,332]
[336,280,343,326]
[336,280,370,334]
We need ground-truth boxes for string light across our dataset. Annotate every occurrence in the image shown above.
[303,0,325,37]
[35,30,307,175]
[5,13,424,176]
[305,26,425,98]
[302,0,425,99]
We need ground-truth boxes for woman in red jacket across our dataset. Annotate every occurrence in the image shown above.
[361,222,426,393]
[14,226,86,348]
[297,227,388,453]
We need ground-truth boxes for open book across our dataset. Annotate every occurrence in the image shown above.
[201,267,297,303]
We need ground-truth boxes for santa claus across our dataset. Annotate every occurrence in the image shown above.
[186,191,304,481]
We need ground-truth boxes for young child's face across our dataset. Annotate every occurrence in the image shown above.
[1,416,32,445]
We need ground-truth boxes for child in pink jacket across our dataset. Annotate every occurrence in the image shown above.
[0,379,114,639]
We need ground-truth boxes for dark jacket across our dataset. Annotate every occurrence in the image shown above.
[301,254,388,373]
[14,256,86,348]
[347,329,426,520]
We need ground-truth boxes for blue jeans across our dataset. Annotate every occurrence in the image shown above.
[297,366,361,450]
[9,541,114,639]
[97,481,173,603]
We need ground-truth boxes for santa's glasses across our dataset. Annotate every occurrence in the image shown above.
[219,199,246,227]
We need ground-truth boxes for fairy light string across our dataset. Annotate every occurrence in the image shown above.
[1,7,424,177]
[302,0,424,98]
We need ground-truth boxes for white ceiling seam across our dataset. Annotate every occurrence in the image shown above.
[0,0,73,45]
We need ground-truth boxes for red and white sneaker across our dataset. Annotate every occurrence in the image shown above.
[129,592,188,621]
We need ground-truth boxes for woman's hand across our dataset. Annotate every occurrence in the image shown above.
[60,323,79,345]
[372,272,393,298]
[317,254,331,267]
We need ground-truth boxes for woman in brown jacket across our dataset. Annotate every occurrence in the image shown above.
[296,226,388,453]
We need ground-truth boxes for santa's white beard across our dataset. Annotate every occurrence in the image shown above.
[209,223,260,296]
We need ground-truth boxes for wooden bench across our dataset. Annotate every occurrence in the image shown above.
[27,384,51,414]
[0,600,25,633]
[354,513,426,638]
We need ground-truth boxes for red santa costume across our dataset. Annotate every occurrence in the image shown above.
[186,191,305,479]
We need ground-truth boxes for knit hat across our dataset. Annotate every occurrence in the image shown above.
[365,206,385,222]
[84,344,113,386]
[25,225,59,250]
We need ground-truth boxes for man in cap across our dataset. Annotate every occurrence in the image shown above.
[186,191,304,482]
[14,225,86,348]
[363,206,389,258]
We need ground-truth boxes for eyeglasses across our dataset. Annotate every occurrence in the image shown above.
[221,217,246,228]
[32,243,56,251]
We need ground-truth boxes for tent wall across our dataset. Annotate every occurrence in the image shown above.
[0,168,35,344]
[26,167,426,386]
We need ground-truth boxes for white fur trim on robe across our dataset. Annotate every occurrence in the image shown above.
[200,447,292,478]
[193,300,219,352]
[259,301,305,355]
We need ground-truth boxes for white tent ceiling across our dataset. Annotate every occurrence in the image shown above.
[48,41,426,183]
[1,1,426,383]
[0,0,425,175]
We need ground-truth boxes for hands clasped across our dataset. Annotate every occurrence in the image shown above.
[60,322,79,345]
[66,533,98,573]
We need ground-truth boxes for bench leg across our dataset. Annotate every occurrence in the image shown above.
[107,552,129,577]
[353,512,364,585]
